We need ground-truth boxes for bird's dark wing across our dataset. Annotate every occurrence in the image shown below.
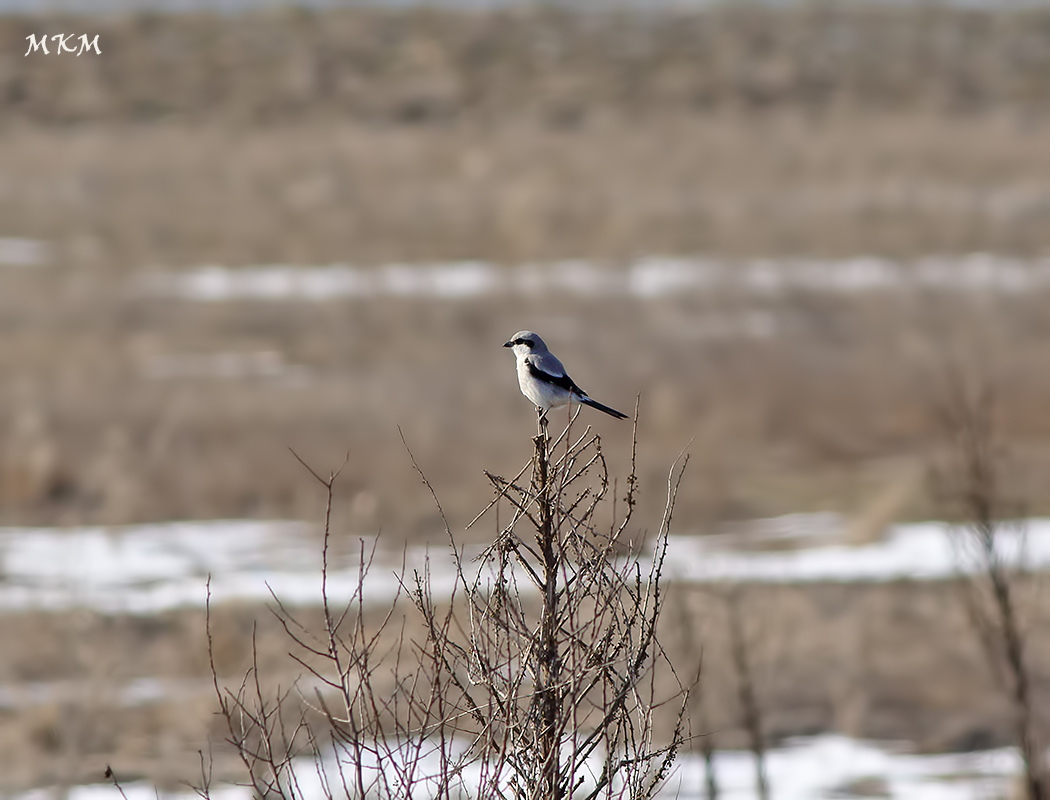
[526,358,586,396]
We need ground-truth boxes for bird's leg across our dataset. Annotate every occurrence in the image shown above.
[535,406,550,449]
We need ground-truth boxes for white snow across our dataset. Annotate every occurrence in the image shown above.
[0,515,1045,614]
[0,238,49,267]
[136,253,1050,302]
[0,676,214,710]
[667,735,1020,800]
[0,520,463,614]
[660,515,1041,584]
[23,735,1021,800]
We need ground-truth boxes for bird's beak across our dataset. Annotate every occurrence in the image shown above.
[503,340,513,348]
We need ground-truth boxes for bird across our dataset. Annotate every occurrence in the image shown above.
[503,330,629,420]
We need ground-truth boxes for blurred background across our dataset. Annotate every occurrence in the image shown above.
[7,0,1050,534]
[3,0,1050,796]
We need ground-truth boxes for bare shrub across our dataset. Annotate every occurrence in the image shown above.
[204,406,690,799]
[932,362,1046,800]
[721,587,769,800]
[670,588,718,800]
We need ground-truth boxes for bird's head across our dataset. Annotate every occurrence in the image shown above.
[503,331,546,357]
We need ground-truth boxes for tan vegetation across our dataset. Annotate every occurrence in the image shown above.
[4,5,1050,126]
[5,6,1050,270]
[3,112,1050,536]
[6,115,1050,274]
[6,261,1050,538]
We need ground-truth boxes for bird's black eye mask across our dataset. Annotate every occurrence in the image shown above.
[518,338,534,347]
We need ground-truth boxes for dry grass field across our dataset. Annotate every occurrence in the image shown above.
[4,4,1050,125]
[3,3,1050,792]
[4,115,1050,537]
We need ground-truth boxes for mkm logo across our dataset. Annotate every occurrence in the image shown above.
[24,34,101,57]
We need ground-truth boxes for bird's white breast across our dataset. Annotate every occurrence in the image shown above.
[516,355,569,410]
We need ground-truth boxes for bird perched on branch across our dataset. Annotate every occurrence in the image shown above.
[503,330,629,420]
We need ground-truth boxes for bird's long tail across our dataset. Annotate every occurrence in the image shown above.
[579,395,630,420]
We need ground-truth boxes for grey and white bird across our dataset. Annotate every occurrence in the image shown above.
[503,330,629,420]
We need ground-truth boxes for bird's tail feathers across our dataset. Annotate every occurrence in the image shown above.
[579,395,629,420]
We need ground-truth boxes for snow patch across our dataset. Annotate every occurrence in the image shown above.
[137,254,1050,302]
